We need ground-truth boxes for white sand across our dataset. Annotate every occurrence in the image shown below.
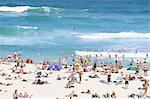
[0,63,150,99]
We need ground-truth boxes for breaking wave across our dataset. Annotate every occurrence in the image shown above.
[0,6,63,13]
[17,26,38,29]
[78,32,150,40]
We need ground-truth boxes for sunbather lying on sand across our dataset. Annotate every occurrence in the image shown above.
[14,75,22,80]
[65,81,74,88]
[102,91,116,98]
[16,69,32,74]
[0,72,7,76]
[128,93,143,98]
[13,90,32,99]
[138,76,145,81]
[65,91,78,98]
[81,89,91,94]
[0,82,13,86]
[89,74,99,78]
[5,74,12,80]
[91,93,100,98]
[32,79,49,85]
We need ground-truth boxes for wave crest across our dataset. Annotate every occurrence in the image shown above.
[78,32,150,40]
[17,26,38,29]
[0,6,63,13]
[0,6,31,12]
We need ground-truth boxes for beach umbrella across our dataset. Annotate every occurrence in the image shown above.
[47,62,62,71]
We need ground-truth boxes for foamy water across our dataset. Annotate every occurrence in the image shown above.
[0,6,63,13]
[78,32,150,40]
[17,26,38,29]
[0,6,31,12]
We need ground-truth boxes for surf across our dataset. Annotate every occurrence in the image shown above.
[17,26,38,29]
[77,32,150,40]
[0,6,31,12]
[0,6,63,13]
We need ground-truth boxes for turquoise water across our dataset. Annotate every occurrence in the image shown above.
[0,0,149,61]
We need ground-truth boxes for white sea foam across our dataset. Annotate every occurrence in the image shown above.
[0,6,63,13]
[17,26,38,29]
[41,6,63,13]
[0,6,31,12]
[78,32,150,40]
[42,7,51,12]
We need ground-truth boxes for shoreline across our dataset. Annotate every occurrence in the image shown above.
[75,50,149,59]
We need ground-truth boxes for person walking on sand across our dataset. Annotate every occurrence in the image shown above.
[13,90,18,99]
[144,80,149,95]
[107,72,111,83]
[143,61,148,76]
[124,75,129,88]
[120,72,124,84]
[79,70,83,83]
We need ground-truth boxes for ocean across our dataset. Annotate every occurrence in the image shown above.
[0,0,149,61]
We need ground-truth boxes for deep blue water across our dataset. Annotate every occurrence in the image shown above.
[0,0,149,61]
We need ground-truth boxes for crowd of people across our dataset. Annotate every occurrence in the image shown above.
[0,52,149,99]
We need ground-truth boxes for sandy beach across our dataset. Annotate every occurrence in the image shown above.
[0,51,149,99]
